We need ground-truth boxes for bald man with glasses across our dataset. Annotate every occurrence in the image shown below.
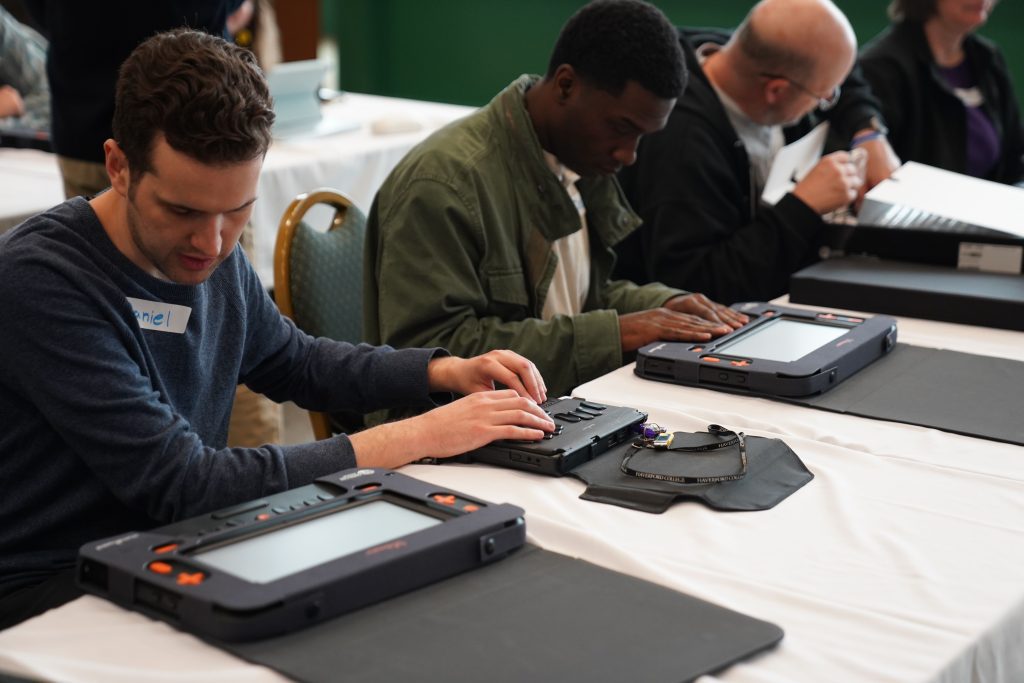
[615,0,901,304]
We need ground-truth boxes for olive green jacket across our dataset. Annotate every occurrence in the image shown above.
[364,75,685,397]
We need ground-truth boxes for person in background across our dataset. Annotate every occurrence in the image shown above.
[860,0,1023,185]
[364,0,747,403]
[0,6,49,143]
[22,1,246,198]
[614,0,901,304]
[0,29,552,630]
[229,0,282,71]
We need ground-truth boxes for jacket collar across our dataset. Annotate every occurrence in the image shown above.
[492,75,641,246]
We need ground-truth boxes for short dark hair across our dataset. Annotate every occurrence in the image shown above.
[887,0,937,23]
[112,29,275,179]
[546,0,686,100]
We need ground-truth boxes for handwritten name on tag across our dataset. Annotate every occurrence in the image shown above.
[126,297,192,334]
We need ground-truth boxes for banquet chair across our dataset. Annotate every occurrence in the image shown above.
[274,188,366,440]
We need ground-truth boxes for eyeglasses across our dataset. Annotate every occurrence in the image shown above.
[621,424,747,485]
[760,72,841,111]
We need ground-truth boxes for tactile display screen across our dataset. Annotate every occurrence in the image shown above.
[714,318,848,363]
[194,499,441,584]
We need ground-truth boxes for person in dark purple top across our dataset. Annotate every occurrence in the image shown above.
[860,0,1024,185]
[936,60,1001,178]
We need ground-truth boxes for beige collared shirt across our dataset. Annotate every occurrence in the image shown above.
[541,151,591,320]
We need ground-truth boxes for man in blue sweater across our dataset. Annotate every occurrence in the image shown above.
[0,29,553,628]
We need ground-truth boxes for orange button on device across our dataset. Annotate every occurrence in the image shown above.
[176,571,206,586]
[148,561,173,575]
[432,494,457,506]
[153,543,178,554]
[702,357,721,363]
[463,504,480,513]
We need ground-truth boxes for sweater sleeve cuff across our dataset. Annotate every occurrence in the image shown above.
[571,309,623,389]
[371,347,448,408]
[282,434,357,485]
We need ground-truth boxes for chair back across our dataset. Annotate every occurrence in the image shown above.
[274,189,366,440]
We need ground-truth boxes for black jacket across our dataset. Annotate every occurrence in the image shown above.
[860,21,1024,185]
[616,28,884,304]
[24,2,240,164]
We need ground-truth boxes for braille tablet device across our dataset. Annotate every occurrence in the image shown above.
[76,469,525,642]
[635,302,897,397]
[463,397,647,475]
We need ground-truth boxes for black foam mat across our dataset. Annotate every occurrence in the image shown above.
[795,343,1024,445]
[218,544,783,683]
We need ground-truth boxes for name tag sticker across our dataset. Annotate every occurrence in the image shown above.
[126,297,192,334]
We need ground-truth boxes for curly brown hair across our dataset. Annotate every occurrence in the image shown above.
[112,29,275,179]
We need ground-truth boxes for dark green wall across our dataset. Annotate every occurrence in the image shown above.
[323,1,1023,108]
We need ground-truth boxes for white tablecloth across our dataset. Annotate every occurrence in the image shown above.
[0,148,62,233]
[1,306,1022,683]
[251,93,474,286]
[0,94,474,285]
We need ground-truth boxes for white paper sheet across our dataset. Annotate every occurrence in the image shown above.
[865,161,1024,237]
[761,122,830,205]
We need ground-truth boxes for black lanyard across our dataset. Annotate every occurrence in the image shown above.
[620,424,747,484]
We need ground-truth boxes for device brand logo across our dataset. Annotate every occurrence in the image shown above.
[95,532,140,551]
[337,469,375,482]
[648,343,667,353]
[365,540,407,556]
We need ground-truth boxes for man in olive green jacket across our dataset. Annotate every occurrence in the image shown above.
[365,0,745,398]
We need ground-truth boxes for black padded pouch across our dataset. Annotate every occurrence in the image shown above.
[572,434,812,513]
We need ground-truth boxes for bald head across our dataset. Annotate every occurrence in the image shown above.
[735,0,855,84]
[705,0,856,125]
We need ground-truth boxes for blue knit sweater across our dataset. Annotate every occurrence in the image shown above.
[0,198,439,590]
